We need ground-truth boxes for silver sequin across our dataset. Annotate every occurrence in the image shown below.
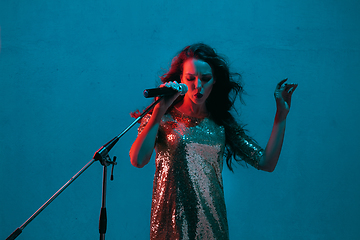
[137,108,263,239]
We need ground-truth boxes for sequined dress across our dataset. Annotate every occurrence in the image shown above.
[138,107,263,240]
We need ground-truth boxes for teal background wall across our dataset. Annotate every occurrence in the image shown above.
[1,0,360,239]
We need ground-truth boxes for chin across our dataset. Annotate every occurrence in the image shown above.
[191,98,206,105]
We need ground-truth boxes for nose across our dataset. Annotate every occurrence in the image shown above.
[195,77,202,89]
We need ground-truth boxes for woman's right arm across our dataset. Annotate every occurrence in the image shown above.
[129,112,161,168]
[129,81,181,168]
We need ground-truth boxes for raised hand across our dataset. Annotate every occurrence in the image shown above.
[274,78,298,119]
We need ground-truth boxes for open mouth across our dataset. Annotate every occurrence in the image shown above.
[194,93,203,99]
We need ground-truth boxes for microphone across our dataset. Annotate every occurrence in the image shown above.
[143,83,188,98]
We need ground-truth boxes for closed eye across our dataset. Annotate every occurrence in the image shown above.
[185,74,212,82]
[202,75,212,82]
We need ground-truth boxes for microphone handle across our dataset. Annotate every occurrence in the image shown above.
[143,87,178,98]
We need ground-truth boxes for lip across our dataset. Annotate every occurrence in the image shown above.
[194,93,203,99]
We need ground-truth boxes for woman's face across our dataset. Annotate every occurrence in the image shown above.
[181,58,215,106]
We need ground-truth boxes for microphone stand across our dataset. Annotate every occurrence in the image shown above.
[6,97,163,240]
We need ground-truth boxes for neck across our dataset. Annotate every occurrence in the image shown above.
[175,98,208,118]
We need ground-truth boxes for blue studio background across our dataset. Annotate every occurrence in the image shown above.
[1,0,360,239]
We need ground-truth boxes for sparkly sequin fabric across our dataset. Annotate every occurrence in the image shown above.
[138,108,263,240]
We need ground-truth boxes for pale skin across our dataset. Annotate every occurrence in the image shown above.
[129,58,298,171]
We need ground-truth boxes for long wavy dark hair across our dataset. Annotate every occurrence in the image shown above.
[133,43,252,171]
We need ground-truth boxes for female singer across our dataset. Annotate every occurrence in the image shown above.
[130,43,298,239]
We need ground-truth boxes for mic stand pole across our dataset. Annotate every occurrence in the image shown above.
[93,97,162,240]
[6,97,163,240]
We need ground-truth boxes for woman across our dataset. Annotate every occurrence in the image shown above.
[129,43,297,239]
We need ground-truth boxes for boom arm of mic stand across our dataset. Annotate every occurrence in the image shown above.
[6,97,163,240]
[6,158,97,240]
[93,96,163,163]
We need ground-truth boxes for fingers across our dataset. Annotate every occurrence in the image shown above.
[160,81,183,93]
[276,78,298,93]
[284,83,298,94]
[277,78,288,89]
[154,81,182,114]
[159,81,182,102]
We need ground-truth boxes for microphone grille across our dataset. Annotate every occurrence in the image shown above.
[179,83,188,95]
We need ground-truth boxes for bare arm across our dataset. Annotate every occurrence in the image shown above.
[129,114,161,168]
[129,82,181,168]
[258,79,298,172]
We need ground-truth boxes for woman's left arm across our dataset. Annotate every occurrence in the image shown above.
[258,79,298,172]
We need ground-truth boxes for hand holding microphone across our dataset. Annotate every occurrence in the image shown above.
[143,81,188,119]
